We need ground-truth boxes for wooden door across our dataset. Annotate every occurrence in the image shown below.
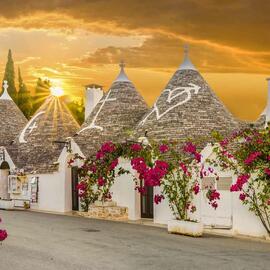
[71,166,79,211]
[141,185,153,218]
[201,177,233,228]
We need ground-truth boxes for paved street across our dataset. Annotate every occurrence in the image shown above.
[0,210,269,270]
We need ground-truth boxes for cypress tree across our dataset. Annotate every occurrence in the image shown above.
[2,49,17,102]
[17,67,32,119]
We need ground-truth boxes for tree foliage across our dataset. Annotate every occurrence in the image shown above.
[17,67,32,119]
[2,49,17,102]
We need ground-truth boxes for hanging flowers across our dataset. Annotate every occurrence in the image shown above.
[74,140,220,222]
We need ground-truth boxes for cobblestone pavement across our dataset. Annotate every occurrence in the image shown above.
[0,210,269,270]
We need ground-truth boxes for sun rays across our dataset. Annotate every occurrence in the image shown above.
[50,86,64,97]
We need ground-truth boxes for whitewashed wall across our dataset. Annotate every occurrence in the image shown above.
[111,145,269,238]
[154,186,174,224]
[111,158,141,220]
[31,139,85,212]
[10,139,84,213]
[232,191,267,237]
[201,144,269,238]
[0,148,16,199]
[30,170,65,212]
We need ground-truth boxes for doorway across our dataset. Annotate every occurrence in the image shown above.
[0,161,10,200]
[201,177,233,228]
[71,166,79,211]
[141,185,153,218]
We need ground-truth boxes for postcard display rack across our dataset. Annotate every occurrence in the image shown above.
[8,175,39,207]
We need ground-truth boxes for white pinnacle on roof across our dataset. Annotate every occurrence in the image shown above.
[114,60,130,82]
[178,44,197,71]
[261,78,270,124]
[0,80,12,100]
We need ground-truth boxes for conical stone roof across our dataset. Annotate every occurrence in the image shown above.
[135,47,241,145]
[15,95,79,173]
[255,78,270,128]
[74,62,149,157]
[0,80,27,147]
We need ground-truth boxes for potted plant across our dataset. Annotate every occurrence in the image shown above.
[155,142,219,236]
[128,141,220,237]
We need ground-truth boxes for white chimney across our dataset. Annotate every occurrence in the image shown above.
[265,78,270,125]
[85,84,103,119]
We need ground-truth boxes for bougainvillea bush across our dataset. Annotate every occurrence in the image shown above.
[69,146,130,211]
[129,142,220,220]
[210,125,270,235]
[72,140,220,221]
[0,217,7,244]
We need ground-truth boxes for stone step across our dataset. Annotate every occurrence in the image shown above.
[85,204,128,221]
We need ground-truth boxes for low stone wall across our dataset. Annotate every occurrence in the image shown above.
[78,204,128,221]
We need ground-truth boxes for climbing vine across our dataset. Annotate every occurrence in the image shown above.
[210,125,270,235]
[70,140,220,221]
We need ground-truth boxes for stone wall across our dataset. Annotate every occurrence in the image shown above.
[78,204,128,221]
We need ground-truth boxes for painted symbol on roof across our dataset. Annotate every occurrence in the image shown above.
[78,89,116,134]
[139,83,201,125]
[19,111,45,143]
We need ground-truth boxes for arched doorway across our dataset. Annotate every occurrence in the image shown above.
[0,161,10,200]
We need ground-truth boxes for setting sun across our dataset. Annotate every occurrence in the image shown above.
[50,86,64,97]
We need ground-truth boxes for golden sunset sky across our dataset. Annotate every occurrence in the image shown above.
[0,0,269,120]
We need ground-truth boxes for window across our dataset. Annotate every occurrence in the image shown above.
[202,177,232,191]
[217,177,232,191]
[8,175,22,193]
[202,177,215,190]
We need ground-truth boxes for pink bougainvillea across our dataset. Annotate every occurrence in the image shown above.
[206,189,221,209]
[77,181,87,196]
[130,144,143,152]
[183,142,197,154]
[75,140,220,221]
[230,174,250,192]
[154,194,164,204]
[179,162,191,177]
[96,151,105,160]
[159,144,169,153]
[108,159,119,171]
[239,193,246,201]
[97,177,105,187]
[244,151,262,165]
[264,168,270,176]
[0,218,7,243]
[211,125,270,236]
[193,183,200,195]
[101,141,116,153]
[0,229,7,242]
